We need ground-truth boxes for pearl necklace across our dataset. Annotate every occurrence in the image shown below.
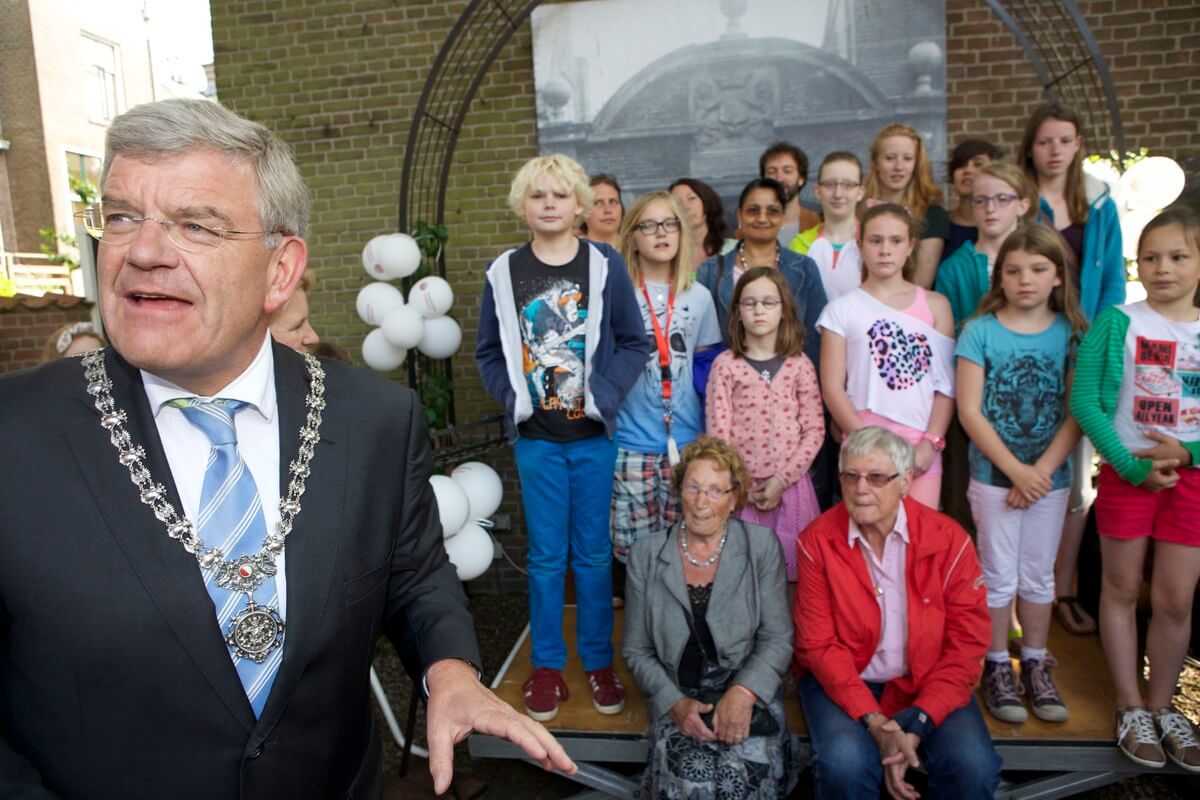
[679,520,727,568]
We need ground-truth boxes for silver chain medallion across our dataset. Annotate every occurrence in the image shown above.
[227,600,286,663]
[82,350,325,663]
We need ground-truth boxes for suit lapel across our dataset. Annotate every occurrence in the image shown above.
[66,349,256,731]
[254,345,346,735]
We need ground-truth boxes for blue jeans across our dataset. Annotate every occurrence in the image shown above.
[515,435,617,671]
[798,674,1000,800]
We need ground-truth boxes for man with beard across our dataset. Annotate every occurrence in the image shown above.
[760,141,821,248]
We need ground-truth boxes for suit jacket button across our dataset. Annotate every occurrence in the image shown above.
[248,745,264,759]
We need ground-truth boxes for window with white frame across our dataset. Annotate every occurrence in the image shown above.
[80,34,122,123]
[65,151,102,217]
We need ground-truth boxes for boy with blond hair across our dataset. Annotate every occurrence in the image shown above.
[476,154,650,721]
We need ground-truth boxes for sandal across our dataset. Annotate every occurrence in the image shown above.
[1055,596,1097,635]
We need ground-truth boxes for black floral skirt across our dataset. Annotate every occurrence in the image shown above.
[642,683,798,799]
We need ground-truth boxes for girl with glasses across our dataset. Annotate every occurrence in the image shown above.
[789,151,867,303]
[936,162,1038,332]
[944,139,1005,265]
[956,225,1086,726]
[818,204,956,510]
[862,123,949,290]
[706,266,824,583]
[610,192,721,575]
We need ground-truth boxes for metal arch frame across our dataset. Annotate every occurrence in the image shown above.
[398,0,1126,242]
[983,0,1126,158]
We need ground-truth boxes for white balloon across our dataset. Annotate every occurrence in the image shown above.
[361,328,406,371]
[360,236,390,280]
[355,282,405,327]
[451,461,504,522]
[381,305,426,350]
[410,276,455,318]
[416,315,462,359]
[1118,156,1186,214]
[443,522,493,581]
[429,475,470,539]
[362,233,422,279]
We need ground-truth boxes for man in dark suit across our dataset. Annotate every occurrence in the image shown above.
[0,98,572,799]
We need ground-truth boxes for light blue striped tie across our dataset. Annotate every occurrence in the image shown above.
[172,398,281,717]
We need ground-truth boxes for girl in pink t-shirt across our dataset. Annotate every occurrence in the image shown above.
[818,204,957,508]
[707,266,825,581]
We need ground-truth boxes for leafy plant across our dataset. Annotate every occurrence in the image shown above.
[410,220,448,281]
[419,368,453,430]
[70,176,98,207]
[39,228,79,270]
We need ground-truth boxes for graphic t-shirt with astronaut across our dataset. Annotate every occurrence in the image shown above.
[510,243,605,442]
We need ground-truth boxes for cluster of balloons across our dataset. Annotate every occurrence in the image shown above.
[357,233,463,371]
[429,461,505,582]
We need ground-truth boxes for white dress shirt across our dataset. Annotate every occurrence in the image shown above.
[140,334,288,618]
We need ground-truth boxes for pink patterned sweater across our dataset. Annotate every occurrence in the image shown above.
[706,350,825,486]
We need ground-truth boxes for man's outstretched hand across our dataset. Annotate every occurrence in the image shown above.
[424,658,577,794]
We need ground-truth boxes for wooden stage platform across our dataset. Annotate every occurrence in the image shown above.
[468,606,1196,798]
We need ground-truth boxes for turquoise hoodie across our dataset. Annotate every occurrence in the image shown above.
[1039,173,1125,322]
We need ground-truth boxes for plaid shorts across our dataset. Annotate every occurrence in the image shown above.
[611,448,680,561]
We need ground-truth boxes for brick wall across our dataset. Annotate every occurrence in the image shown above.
[209,0,1200,592]
[0,296,94,374]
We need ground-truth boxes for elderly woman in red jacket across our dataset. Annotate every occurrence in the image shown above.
[793,427,1000,800]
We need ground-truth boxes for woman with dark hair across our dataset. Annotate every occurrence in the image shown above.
[943,138,1004,263]
[670,178,732,268]
[580,173,625,248]
[695,178,827,370]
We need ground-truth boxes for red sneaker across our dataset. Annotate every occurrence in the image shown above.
[522,668,568,721]
[586,666,626,715]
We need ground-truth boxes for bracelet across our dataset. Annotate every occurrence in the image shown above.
[733,684,757,702]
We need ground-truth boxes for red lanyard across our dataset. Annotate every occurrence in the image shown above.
[640,282,675,408]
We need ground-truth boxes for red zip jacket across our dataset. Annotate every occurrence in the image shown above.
[793,498,989,726]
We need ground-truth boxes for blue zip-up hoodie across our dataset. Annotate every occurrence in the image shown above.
[475,240,652,442]
[695,246,828,370]
[1039,173,1125,322]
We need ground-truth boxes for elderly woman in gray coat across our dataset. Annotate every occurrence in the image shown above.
[622,435,796,799]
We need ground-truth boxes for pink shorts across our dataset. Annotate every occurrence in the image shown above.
[1095,464,1200,546]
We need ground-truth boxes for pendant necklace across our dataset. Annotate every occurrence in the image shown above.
[81,350,325,663]
[738,240,780,272]
[679,520,728,568]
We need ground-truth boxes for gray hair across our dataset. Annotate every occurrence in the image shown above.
[101,98,309,247]
[838,427,915,476]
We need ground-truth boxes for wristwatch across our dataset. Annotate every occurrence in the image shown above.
[921,433,946,452]
[859,711,885,730]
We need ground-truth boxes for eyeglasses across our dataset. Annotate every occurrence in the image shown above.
[742,205,783,218]
[969,193,1019,209]
[838,471,900,488]
[634,218,682,235]
[682,483,734,501]
[738,297,782,310]
[818,180,861,191]
[78,203,278,252]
